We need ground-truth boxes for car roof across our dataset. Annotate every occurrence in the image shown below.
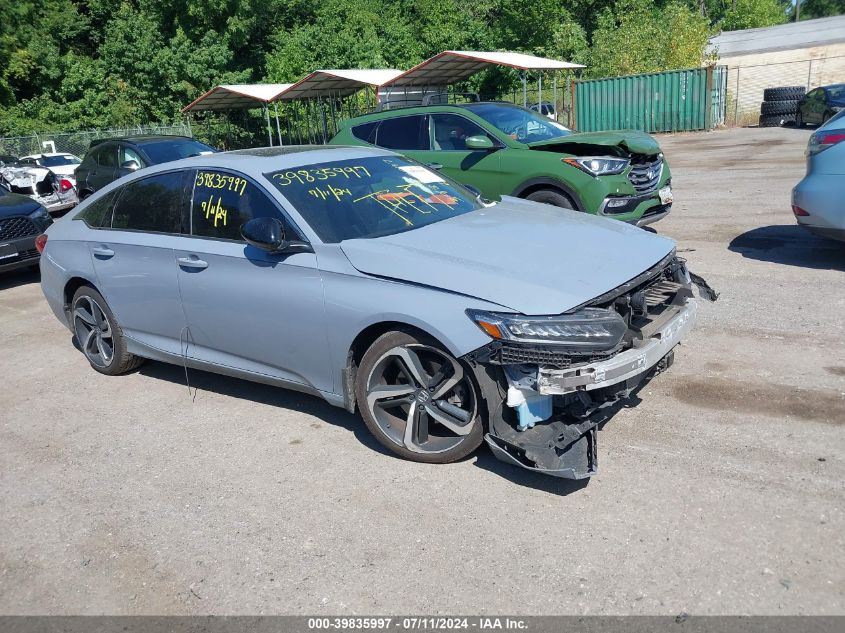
[343,100,530,125]
[104,144,398,180]
[21,152,77,158]
[88,135,197,148]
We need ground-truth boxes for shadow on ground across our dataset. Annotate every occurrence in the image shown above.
[729,224,845,271]
[0,267,39,292]
[137,359,590,494]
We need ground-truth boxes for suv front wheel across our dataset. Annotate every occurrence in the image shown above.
[525,189,575,210]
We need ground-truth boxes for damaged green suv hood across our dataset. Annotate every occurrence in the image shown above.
[527,130,661,155]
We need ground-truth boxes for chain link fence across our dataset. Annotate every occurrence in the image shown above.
[723,55,845,127]
[0,123,192,161]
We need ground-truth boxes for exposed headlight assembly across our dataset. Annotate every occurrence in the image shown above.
[563,157,630,176]
[467,307,627,351]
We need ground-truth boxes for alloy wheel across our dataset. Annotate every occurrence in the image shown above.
[73,295,114,368]
[365,344,476,454]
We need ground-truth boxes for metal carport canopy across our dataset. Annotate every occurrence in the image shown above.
[278,69,404,100]
[382,51,585,87]
[181,83,293,113]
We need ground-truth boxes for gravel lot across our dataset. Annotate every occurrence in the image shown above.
[1,125,843,615]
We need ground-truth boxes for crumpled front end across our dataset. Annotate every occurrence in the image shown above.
[463,253,717,479]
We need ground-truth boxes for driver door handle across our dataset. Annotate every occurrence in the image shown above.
[178,256,208,270]
[426,163,443,170]
[91,246,114,258]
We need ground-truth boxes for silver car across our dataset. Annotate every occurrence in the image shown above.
[792,111,845,242]
[39,146,716,479]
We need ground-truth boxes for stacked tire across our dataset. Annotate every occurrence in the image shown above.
[759,86,805,127]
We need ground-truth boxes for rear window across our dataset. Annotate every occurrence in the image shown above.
[112,171,186,233]
[75,190,118,228]
[375,116,429,151]
[265,155,480,243]
[351,121,379,144]
[41,155,81,167]
[141,139,215,164]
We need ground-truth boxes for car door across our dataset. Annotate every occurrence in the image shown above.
[412,113,505,196]
[806,89,824,124]
[88,144,119,191]
[88,170,190,355]
[175,168,331,392]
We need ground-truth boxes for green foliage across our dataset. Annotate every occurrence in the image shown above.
[720,0,788,31]
[795,0,845,19]
[587,0,711,78]
[0,0,794,136]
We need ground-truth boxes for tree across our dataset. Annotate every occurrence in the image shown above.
[795,0,845,19]
[721,0,788,30]
[587,0,711,78]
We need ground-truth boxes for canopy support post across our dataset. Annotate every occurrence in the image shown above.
[538,73,542,111]
[521,71,527,107]
[263,104,273,147]
[274,102,283,146]
[553,73,558,121]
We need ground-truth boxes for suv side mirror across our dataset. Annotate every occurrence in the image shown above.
[120,160,140,171]
[464,135,495,151]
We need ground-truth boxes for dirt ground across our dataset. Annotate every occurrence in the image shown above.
[1,125,843,615]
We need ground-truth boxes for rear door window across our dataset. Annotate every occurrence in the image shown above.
[190,169,291,241]
[375,115,430,150]
[111,171,187,233]
[75,190,119,228]
[95,145,119,167]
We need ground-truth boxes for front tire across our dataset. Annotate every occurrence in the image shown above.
[71,286,143,375]
[525,188,575,210]
[356,330,484,463]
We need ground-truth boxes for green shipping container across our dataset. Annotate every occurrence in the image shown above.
[574,66,727,133]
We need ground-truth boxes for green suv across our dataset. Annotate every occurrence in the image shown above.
[330,102,672,225]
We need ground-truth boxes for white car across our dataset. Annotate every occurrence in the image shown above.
[19,153,82,186]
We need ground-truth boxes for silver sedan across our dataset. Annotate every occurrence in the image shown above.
[38,145,715,479]
[792,111,845,242]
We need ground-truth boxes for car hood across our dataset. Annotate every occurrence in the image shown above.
[527,130,661,156]
[339,197,675,315]
[0,189,41,217]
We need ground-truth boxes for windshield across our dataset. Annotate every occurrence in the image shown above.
[826,85,845,100]
[464,103,571,143]
[41,155,81,167]
[266,156,482,243]
[141,139,215,163]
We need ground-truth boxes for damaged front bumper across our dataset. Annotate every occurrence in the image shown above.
[465,257,717,480]
[537,300,696,395]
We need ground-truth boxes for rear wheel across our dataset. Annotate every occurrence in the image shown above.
[71,286,143,375]
[795,110,804,128]
[525,188,575,210]
[356,330,483,463]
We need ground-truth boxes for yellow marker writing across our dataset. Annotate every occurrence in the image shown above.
[201,195,228,228]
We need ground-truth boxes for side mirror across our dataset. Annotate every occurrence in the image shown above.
[462,183,492,205]
[241,217,288,252]
[120,160,140,171]
[464,135,495,151]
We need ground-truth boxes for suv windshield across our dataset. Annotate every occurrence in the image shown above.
[464,103,571,143]
[141,139,215,163]
[41,155,81,167]
[266,156,482,243]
